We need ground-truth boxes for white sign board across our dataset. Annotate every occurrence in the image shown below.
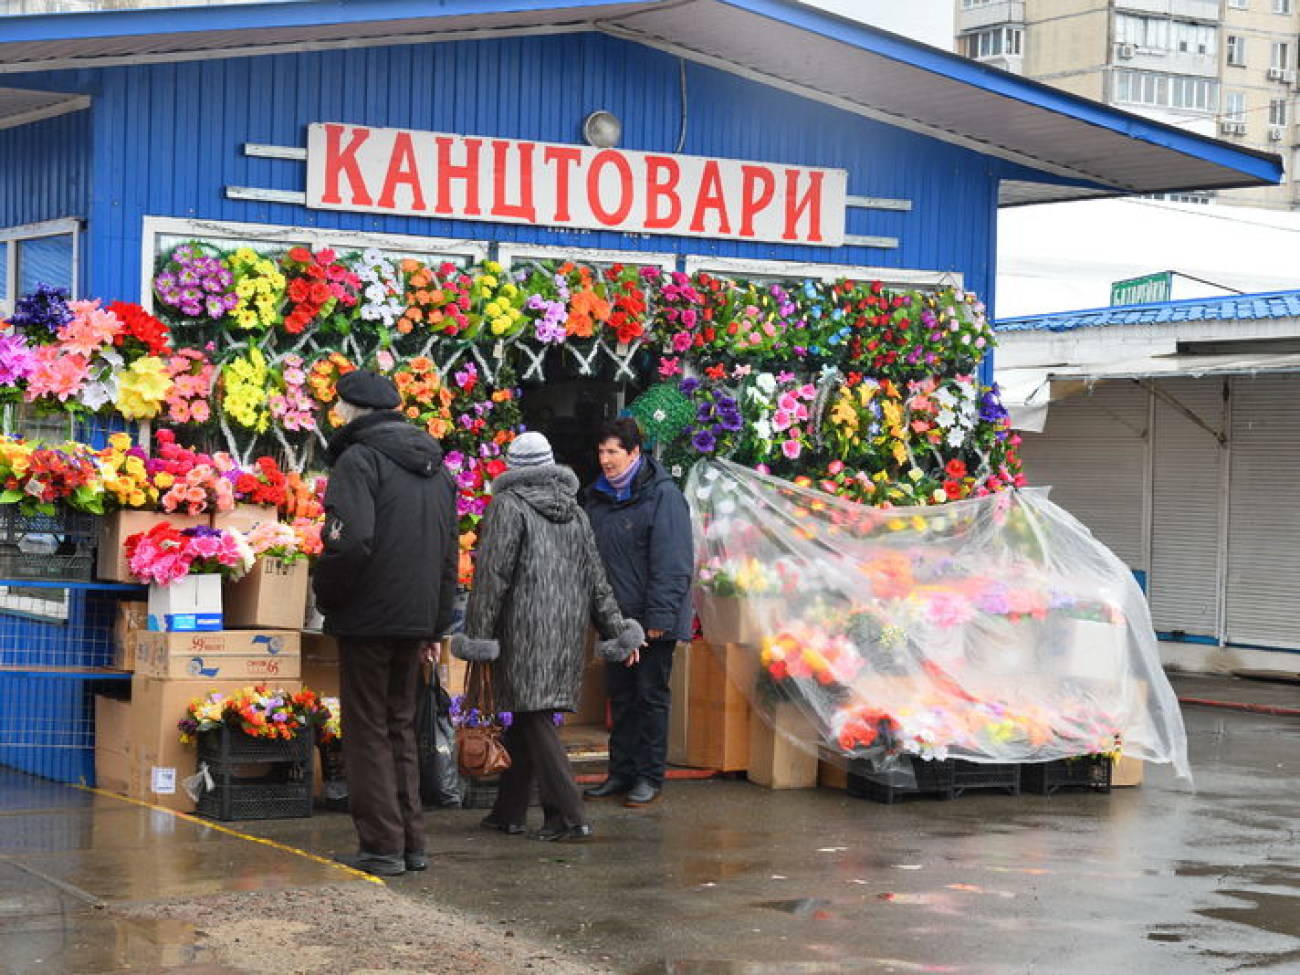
[306,123,847,247]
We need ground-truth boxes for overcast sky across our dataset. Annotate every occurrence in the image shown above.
[795,0,955,50]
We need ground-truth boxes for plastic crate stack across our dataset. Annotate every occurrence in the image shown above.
[195,725,314,821]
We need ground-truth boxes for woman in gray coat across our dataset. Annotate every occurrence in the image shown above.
[452,432,644,841]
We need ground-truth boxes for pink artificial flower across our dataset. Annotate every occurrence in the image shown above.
[657,356,682,378]
[59,300,123,355]
[25,347,90,402]
[781,439,802,460]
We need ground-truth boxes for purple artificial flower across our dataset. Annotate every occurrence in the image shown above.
[9,284,72,338]
[717,411,743,433]
[691,429,717,453]
[0,332,35,384]
[980,388,1010,425]
[535,318,567,343]
[679,377,701,396]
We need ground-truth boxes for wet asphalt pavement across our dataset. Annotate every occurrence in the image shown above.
[3,671,1300,974]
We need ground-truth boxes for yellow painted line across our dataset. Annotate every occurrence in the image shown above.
[73,784,385,885]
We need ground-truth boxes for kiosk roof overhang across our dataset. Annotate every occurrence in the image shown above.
[0,0,1283,205]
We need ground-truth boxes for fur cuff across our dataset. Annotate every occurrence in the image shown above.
[595,618,646,662]
[450,633,500,662]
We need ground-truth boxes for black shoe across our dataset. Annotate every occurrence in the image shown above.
[479,815,526,835]
[404,851,428,872]
[333,851,406,877]
[534,823,593,842]
[624,779,662,807]
[583,776,634,799]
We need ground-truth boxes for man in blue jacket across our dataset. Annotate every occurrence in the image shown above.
[581,417,694,807]
[314,370,458,876]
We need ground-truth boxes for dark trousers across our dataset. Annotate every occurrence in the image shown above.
[339,637,425,856]
[605,638,676,788]
[492,710,585,831]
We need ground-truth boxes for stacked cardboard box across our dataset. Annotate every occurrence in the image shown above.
[670,641,754,773]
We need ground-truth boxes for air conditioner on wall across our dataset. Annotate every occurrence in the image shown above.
[1267,66,1287,81]
[1115,42,1137,60]
[1269,125,1285,141]
[1219,120,1247,136]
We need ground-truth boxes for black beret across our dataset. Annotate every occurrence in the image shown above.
[336,370,401,410]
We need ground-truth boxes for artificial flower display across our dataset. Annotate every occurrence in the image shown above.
[114,356,173,420]
[154,243,238,321]
[687,459,1191,778]
[108,301,171,357]
[178,685,324,743]
[226,246,287,332]
[124,521,254,585]
[97,433,159,510]
[244,520,310,564]
[0,436,105,515]
[281,247,361,334]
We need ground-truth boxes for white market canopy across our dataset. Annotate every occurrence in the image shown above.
[0,0,1282,204]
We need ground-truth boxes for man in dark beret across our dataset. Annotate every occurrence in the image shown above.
[314,370,458,876]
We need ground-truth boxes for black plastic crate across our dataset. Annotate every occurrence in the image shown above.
[1022,755,1112,796]
[0,508,97,582]
[198,727,313,766]
[197,781,313,821]
[847,755,956,804]
[951,759,1021,797]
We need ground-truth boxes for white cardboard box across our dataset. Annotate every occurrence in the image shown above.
[147,574,223,632]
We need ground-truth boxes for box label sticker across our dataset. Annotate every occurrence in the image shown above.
[151,766,177,795]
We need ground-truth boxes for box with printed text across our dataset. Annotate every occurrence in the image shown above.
[135,629,301,681]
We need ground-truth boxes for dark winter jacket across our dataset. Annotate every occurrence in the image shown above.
[456,464,641,713]
[313,411,458,639]
[581,454,694,642]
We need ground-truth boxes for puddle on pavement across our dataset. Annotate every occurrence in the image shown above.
[1197,889,1300,938]
[657,959,961,973]
[757,897,835,918]
[0,912,226,974]
[1147,931,1185,942]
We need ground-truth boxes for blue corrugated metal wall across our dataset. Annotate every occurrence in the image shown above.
[0,109,90,229]
[5,32,996,303]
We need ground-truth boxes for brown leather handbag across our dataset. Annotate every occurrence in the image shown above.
[456,660,512,778]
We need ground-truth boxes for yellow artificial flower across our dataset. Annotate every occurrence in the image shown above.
[114,356,174,420]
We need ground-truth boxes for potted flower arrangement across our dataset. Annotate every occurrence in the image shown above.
[178,684,323,821]
[126,521,254,632]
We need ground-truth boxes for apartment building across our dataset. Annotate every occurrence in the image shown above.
[956,0,1299,210]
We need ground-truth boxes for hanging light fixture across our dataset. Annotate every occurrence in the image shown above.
[581,110,622,149]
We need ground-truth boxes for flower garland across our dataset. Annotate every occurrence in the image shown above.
[162,348,215,425]
[268,353,318,432]
[154,243,237,321]
[226,247,286,332]
[400,259,473,338]
[221,347,273,433]
[281,247,361,335]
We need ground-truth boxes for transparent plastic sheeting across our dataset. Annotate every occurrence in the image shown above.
[686,460,1190,783]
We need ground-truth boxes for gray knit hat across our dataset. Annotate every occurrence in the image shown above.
[506,431,554,469]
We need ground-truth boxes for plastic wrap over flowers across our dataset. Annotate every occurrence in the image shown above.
[686,460,1189,781]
